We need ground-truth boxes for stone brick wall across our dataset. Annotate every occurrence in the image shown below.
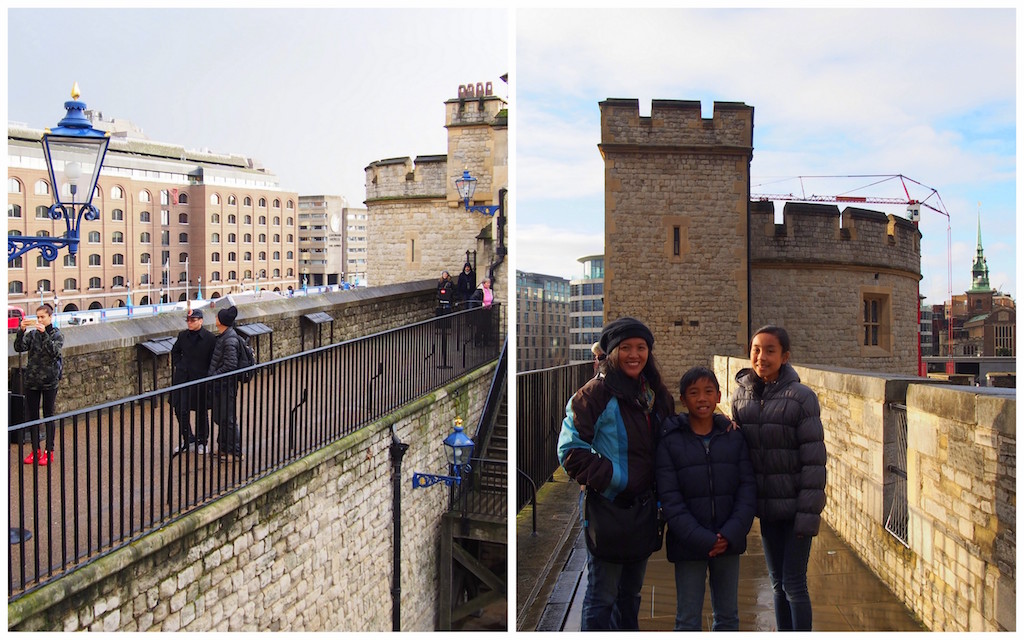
[8,363,498,631]
[715,355,1015,631]
[600,99,753,387]
[8,281,438,415]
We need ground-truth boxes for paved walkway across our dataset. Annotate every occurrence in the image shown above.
[518,469,927,632]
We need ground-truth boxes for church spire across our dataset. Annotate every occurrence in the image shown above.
[970,203,991,292]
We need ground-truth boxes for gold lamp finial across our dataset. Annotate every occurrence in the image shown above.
[71,82,81,101]
[455,417,463,428]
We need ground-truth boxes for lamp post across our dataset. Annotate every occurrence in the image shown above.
[453,170,507,283]
[8,83,111,263]
[411,418,475,488]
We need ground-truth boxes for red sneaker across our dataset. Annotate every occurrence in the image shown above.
[37,451,52,466]
[23,450,37,465]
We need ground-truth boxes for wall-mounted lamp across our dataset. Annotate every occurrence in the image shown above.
[411,418,475,488]
[454,170,500,216]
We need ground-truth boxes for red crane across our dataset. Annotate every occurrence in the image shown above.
[751,174,954,375]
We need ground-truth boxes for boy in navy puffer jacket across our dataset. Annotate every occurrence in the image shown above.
[655,367,756,631]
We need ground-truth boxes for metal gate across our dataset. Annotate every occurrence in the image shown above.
[885,402,909,547]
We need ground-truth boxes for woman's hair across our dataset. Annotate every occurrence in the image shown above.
[37,303,54,316]
[600,344,665,392]
[749,325,791,353]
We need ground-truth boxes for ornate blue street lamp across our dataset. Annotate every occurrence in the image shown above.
[454,169,500,216]
[8,83,111,262]
[411,418,475,488]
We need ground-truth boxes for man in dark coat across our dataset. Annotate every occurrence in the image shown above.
[456,262,476,304]
[208,306,243,459]
[170,308,216,454]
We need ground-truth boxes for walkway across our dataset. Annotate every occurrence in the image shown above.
[517,469,927,632]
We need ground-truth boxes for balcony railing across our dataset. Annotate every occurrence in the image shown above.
[8,304,504,599]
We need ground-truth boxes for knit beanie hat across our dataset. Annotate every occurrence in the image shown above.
[599,317,654,355]
[217,305,238,327]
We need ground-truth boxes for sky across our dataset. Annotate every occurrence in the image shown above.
[7,8,509,209]
[515,8,1017,306]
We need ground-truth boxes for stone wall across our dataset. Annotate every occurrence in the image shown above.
[715,355,1015,631]
[600,99,754,387]
[750,201,921,375]
[8,281,437,415]
[8,362,498,631]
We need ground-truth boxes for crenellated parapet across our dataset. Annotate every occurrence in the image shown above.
[364,155,448,201]
[750,201,921,276]
[599,98,753,151]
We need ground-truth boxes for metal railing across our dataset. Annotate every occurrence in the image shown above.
[8,304,503,599]
[515,363,593,513]
[884,402,910,547]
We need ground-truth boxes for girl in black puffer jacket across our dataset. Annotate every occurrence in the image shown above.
[731,326,826,632]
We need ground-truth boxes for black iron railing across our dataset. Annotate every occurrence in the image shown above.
[515,363,593,513]
[8,304,503,599]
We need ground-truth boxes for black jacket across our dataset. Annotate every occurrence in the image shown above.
[456,267,476,301]
[208,327,242,378]
[14,324,64,391]
[655,412,756,561]
[731,363,827,536]
[171,327,216,385]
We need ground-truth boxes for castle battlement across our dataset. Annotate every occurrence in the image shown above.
[750,201,921,274]
[364,155,448,201]
[599,98,753,149]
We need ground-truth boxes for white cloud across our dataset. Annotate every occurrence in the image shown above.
[514,224,603,280]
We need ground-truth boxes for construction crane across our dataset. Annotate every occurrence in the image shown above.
[751,174,954,376]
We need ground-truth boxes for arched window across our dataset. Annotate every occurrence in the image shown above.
[287,234,293,242]
[88,254,101,267]
[228,233,237,243]
[10,256,22,268]
[228,195,237,206]
[286,251,294,259]
[273,268,280,277]
[112,208,124,221]
[140,211,151,223]
[160,190,170,205]
[273,234,280,242]
[112,231,124,243]
[211,271,221,281]
[228,252,237,261]
[258,198,266,207]
[139,190,151,203]
[89,277,101,289]
[179,212,189,223]
[111,186,123,199]
[210,194,221,205]
[8,229,20,236]
[258,233,266,243]
[140,274,150,285]
[35,180,50,195]
[9,177,22,193]
[244,196,252,206]
[9,281,24,294]
[211,252,220,262]
[287,200,294,209]
[37,279,52,292]
[228,270,236,280]
[89,301,103,310]
[228,214,236,224]
[36,205,50,219]
[273,251,280,260]
[140,253,151,264]
[273,216,280,226]
[88,231,101,243]
[63,278,77,291]
[178,193,188,204]
[244,215,252,224]
[211,213,220,223]
[243,252,251,261]
[211,233,220,243]
[244,233,252,243]
[258,216,266,225]
[178,271,187,282]
[287,268,294,276]
[258,251,266,261]
[112,254,124,265]
[36,255,51,268]
[140,231,151,243]
[63,254,76,267]
[113,275,125,287]
[244,270,253,279]
[8,204,21,218]
[179,233,188,243]
[36,230,50,237]
[287,217,294,225]
[273,198,280,208]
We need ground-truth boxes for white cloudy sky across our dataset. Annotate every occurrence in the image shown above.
[515,8,1017,306]
[7,8,509,208]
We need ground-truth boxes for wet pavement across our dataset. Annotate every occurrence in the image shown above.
[519,469,927,632]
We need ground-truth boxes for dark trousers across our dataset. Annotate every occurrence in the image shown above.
[26,387,58,452]
[760,519,814,631]
[174,387,210,445]
[210,385,241,454]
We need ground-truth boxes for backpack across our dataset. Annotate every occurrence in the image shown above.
[236,336,256,383]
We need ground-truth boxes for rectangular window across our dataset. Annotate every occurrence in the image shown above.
[673,226,681,256]
[860,288,892,354]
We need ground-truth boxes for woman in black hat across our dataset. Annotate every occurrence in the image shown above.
[557,316,674,630]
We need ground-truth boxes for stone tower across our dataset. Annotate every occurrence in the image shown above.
[599,99,754,385]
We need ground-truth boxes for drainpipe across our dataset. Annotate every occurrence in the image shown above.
[487,188,507,284]
[389,425,409,632]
